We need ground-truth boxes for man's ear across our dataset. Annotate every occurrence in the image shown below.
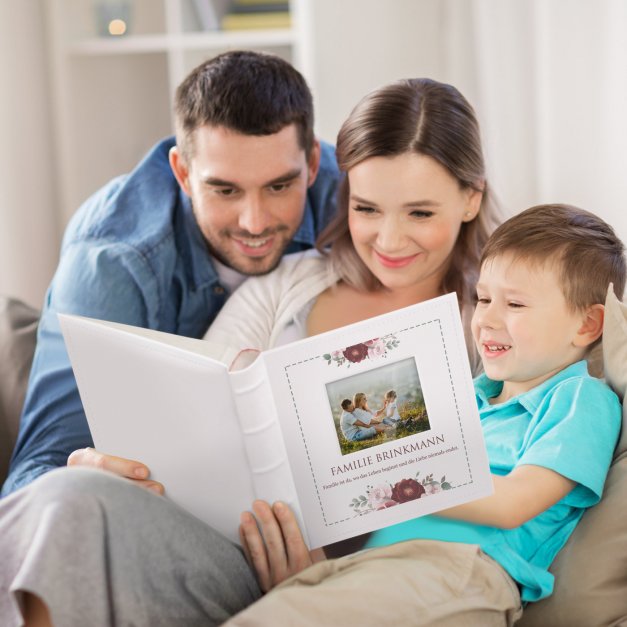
[169,146,191,196]
[573,304,605,347]
[306,139,321,188]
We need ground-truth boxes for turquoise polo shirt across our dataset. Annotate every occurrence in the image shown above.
[366,361,621,602]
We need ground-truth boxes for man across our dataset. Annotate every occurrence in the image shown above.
[2,50,340,497]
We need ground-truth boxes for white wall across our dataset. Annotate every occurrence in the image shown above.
[308,0,446,145]
[0,0,59,307]
[2,1,626,308]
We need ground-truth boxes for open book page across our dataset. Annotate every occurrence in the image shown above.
[59,316,254,544]
[261,293,492,548]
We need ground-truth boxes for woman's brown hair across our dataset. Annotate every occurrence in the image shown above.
[316,78,500,309]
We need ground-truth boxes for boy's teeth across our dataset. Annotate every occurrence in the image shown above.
[487,344,510,352]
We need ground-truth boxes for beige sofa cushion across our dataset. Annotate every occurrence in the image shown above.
[0,297,39,483]
[519,286,627,627]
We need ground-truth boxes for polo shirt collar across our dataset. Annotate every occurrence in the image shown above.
[475,360,589,413]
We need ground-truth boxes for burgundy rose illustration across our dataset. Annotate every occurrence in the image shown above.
[391,478,426,503]
[343,343,369,363]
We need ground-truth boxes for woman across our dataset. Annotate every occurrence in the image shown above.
[12,78,501,627]
[351,392,382,422]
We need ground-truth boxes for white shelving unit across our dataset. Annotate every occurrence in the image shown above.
[45,0,307,224]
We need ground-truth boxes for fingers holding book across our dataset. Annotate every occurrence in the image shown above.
[67,447,165,495]
[239,500,314,592]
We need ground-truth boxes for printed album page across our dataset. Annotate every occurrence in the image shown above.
[260,292,493,548]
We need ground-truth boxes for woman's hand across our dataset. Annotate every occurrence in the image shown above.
[239,500,323,592]
[67,447,165,494]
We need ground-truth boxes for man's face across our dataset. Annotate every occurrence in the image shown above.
[171,124,320,276]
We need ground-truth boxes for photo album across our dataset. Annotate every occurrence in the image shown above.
[59,292,492,548]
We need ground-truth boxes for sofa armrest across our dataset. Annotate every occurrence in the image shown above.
[0,296,39,485]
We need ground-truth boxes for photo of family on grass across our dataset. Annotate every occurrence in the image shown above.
[326,357,431,455]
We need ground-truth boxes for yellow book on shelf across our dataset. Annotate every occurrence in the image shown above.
[221,11,291,30]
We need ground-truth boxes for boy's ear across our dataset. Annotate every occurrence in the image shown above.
[573,304,605,348]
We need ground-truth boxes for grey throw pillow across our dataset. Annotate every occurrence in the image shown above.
[0,297,39,484]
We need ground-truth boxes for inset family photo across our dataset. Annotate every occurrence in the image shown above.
[325,357,431,455]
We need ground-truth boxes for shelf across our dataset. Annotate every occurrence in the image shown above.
[66,28,297,56]
[48,0,306,221]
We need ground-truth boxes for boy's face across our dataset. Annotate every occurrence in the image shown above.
[345,403,355,412]
[471,253,587,398]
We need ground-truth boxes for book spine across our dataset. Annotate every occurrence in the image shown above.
[229,3,289,13]
[229,359,306,540]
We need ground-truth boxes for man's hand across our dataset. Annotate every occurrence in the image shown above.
[239,500,322,592]
[67,447,165,494]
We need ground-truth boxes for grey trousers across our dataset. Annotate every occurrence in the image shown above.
[0,467,261,627]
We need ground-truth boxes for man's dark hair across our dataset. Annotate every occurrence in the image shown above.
[174,50,314,161]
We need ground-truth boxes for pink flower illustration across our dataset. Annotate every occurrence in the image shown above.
[367,338,386,359]
[343,343,369,363]
[376,500,399,510]
[424,482,442,495]
[367,484,393,509]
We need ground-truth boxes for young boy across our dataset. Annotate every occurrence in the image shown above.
[230,204,625,626]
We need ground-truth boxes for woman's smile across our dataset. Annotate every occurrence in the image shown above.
[374,250,421,268]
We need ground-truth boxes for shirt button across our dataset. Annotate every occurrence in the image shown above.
[213,285,225,295]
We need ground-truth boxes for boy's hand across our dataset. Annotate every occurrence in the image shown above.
[239,500,320,592]
[67,447,165,494]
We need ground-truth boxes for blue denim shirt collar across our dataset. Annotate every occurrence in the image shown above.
[177,191,220,292]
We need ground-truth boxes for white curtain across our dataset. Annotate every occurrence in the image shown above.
[446,0,627,243]
[0,0,59,308]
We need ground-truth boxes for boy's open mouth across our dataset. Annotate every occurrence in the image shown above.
[484,343,511,353]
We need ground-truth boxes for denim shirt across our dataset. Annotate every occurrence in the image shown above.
[2,136,340,496]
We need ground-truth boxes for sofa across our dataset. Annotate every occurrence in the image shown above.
[0,296,38,482]
[0,292,626,626]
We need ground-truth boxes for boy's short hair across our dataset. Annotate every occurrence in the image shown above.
[174,50,314,162]
[341,399,353,410]
[481,204,626,310]
[385,390,397,399]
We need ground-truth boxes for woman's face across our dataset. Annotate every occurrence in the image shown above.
[347,153,481,295]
